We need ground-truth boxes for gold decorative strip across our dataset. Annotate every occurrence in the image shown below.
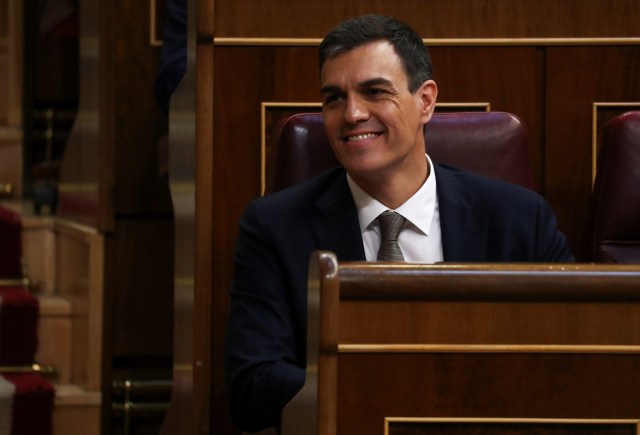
[174,277,194,287]
[0,363,57,375]
[214,37,640,47]
[149,0,162,47]
[339,343,640,354]
[437,102,490,110]
[384,416,640,435]
[173,363,193,372]
[386,417,640,424]
[591,102,640,186]
[169,182,196,193]
[0,278,31,287]
[260,102,322,195]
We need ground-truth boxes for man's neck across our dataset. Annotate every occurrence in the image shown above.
[350,157,430,210]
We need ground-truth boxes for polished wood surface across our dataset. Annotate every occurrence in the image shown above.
[545,45,640,258]
[160,0,201,434]
[387,419,637,435]
[282,252,640,435]
[0,0,23,196]
[213,0,639,39]
[195,0,215,433]
[55,219,104,392]
[59,0,170,227]
[54,0,175,432]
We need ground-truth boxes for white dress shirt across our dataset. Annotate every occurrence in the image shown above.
[346,154,444,263]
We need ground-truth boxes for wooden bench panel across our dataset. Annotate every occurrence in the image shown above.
[283,252,640,435]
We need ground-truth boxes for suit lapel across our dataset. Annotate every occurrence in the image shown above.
[310,171,366,261]
[434,164,489,262]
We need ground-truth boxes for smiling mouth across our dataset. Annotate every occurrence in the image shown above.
[345,132,382,142]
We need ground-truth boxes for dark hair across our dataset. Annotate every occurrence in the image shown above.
[319,14,433,93]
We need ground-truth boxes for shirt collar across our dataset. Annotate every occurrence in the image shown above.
[347,154,438,236]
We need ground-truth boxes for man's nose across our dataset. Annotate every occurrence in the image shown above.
[344,96,369,124]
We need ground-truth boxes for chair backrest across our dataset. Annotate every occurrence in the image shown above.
[266,111,534,194]
[590,111,640,263]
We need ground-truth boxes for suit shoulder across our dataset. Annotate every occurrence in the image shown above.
[249,166,345,213]
[435,163,541,201]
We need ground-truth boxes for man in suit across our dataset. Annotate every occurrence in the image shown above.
[225,14,573,433]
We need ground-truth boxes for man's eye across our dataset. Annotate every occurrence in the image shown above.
[323,94,342,105]
[366,88,384,97]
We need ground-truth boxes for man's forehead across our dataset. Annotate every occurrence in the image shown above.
[320,42,406,88]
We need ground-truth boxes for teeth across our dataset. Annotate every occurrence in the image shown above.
[347,133,379,141]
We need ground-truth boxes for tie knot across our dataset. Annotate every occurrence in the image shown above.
[378,210,406,242]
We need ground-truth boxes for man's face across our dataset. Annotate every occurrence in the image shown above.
[320,41,437,185]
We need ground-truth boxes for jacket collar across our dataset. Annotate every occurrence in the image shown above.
[433,163,489,262]
[311,170,366,261]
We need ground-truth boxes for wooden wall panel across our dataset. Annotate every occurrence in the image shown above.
[211,47,320,435]
[429,46,544,188]
[60,0,170,226]
[56,1,175,432]
[110,218,174,357]
[545,46,640,260]
[213,0,639,39]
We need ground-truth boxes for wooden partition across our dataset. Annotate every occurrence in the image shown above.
[282,252,640,435]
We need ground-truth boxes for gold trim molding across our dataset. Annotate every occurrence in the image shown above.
[260,102,322,194]
[149,0,162,47]
[214,37,640,47]
[340,343,640,354]
[0,363,57,375]
[0,278,31,287]
[384,417,640,435]
[591,102,640,186]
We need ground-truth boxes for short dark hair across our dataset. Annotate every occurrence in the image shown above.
[319,14,433,93]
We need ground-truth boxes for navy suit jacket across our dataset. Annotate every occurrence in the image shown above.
[225,163,573,432]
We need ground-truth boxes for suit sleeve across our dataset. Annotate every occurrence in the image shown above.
[534,196,575,262]
[225,199,305,432]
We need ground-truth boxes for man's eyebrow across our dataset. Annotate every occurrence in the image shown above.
[359,77,394,88]
[320,85,341,95]
[320,77,394,95]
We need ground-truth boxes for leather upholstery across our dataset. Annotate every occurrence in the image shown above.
[266,111,534,194]
[591,111,640,262]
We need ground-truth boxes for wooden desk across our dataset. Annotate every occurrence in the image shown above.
[283,251,640,435]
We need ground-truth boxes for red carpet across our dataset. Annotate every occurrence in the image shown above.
[1,373,55,435]
[0,206,54,435]
[0,286,39,366]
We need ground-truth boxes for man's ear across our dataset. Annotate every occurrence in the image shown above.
[418,80,438,124]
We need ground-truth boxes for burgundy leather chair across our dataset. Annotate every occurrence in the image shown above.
[266,111,534,194]
[590,111,640,263]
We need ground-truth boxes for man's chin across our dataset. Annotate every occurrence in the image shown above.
[342,161,387,180]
